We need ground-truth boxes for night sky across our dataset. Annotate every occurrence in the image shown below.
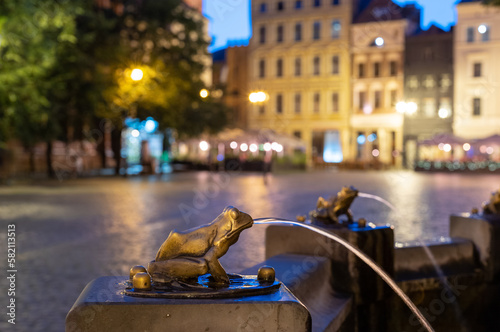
[203,0,458,53]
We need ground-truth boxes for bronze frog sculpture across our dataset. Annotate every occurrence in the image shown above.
[310,186,359,224]
[483,189,500,215]
[148,206,253,286]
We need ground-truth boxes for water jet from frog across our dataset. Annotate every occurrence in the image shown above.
[254,218,435,332]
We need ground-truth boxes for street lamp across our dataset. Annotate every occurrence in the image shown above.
[396,101,417,115]
[200,89,209,98]
[249,91,267,103]
[131,68,144,81]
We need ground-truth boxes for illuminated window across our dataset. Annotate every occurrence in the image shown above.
[313,21,321,40]
[440,74,451,90]
[331,20,341,39]
[423,98,436,117]
[332,55,339,74]
[390,89,397,108]
[423,75,434,88]
[408,76,419,89]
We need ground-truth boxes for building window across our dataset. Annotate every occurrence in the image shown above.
[440,74,451,90]
[294,93,301,114]
[277,1,284,11]
[332,92,339,113]
[276,58,283,77]
[408,76,419,89]
[295,0,303,9]
[358,91,366,111]
[277,25,284,43]
[467,27,474,43]
[332,55,339,74]
[259,105,266,114]
[313,56,320,75]
[374,91,381,109]
[473,98,481,116]
[313,21,321,40]
[423,75,435,88]
[295,58,301,76]
[259,59,265,78]
[479,25,490,41]
[314,0,321,7]
[390,61,397,76]
[373,62,380,77]
[358,63,365,78]
[276,94,283,114]
[332,0,340,5]
[390,89,397,108]
[439,98,452,118]
[473,62,482,77]
[293,130,302,139]
[260,3,267,13]
[313,93,320,113]
[259,26,266,44]
[295,23,302,41]
[331,20,341,39]
[423,98,436,117]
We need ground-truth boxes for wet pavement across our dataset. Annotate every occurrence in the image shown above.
[0,169,497,331]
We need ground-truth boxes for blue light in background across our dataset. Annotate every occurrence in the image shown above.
[323,131,343,163]
[204,1,458,53]
[203,0,252,53]
[367,134,377,142]
[357,135,366,145]
[391,0,457,31]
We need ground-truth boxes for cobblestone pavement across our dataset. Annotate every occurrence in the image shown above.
[0,169,497,331]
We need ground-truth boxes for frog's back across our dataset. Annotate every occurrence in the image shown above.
[155,227,216,261]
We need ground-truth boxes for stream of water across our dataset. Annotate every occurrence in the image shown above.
[254,218,435,332]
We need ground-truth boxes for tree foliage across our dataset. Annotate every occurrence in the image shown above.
[0,0,227,154]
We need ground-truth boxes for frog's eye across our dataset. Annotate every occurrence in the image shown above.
[228,207,239,220]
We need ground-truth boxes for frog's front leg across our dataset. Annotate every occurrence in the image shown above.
[204,246,230,285]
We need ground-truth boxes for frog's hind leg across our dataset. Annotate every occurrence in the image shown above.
[148,257,209,283]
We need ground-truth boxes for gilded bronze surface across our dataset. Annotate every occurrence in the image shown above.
[129,265,147,280]
[483,189,500,215]
[310,186,359,225]
[133,272,151,290]
[148,206,253,286]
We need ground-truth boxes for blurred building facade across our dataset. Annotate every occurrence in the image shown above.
[246,0,368,166]
[403,26,454,168]
[350,0,419,168]
[225,47,250,128]
[454,0,500,140]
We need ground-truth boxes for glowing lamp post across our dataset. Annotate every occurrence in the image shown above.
[131,69,144,81]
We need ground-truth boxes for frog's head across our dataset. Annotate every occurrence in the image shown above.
[337,186,359,204]
[212,206,254,245]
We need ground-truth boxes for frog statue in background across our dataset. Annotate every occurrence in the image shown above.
[483,189,500,216]
[148,206,253,286]
[310,186,359,225]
